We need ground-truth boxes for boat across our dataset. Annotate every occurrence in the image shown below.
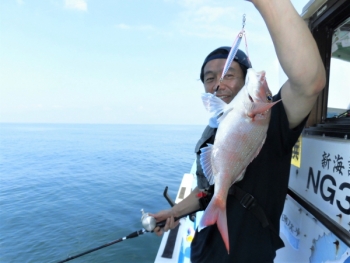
[154,163,199,263]
[155,0,350,261]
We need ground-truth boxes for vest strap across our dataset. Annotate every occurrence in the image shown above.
[229,185,285,249]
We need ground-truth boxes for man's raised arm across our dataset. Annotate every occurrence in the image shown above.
[250,0,326,128]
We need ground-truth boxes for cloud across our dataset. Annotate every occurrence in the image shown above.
[173,5,241,40]
[16,0,24,5]
[192,6,236,23]
[115,23,131,30]
[165,0,271,42]
[165,0,211,8]
[113,1,265,42]
[114,1,242,39]
[115,23,155,31]
[64,0,87,11]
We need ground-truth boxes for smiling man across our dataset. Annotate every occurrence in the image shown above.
[151,0,326,262]
[195,48,252,190]
[201,48,250,104]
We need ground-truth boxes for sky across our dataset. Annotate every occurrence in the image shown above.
[0,0,326,125]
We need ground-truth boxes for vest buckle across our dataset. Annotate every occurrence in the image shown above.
[240,193,255,210]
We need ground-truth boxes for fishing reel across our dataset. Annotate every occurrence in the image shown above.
[140,209,156,232]
[140,186,176,232]
[140,186,197,232]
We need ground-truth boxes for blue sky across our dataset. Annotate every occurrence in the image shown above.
[0,0,308,125]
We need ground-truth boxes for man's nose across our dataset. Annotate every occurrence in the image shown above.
[214,78,226,93]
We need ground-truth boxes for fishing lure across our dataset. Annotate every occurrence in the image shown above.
[216,14,249,92]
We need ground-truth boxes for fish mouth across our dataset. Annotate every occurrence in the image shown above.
[248,94,254,102]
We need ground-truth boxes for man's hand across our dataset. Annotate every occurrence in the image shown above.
[246,0,326,128]
[149,209,180,236]
[149,187,202,236]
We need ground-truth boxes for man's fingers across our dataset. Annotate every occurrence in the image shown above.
[153,226,163,236]
[163,217,170,232]
[169,215,175,229]
[153,214,178,236]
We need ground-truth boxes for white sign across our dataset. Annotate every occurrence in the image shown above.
[288,135,350,231]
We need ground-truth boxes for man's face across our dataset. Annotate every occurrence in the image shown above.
[203,59,245,104]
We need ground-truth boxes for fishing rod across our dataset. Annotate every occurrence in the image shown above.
[56,228,147,263]
[56,187,198,263]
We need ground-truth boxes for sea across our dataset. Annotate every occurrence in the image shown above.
[0,123,205,263]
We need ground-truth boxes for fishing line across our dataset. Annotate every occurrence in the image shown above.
[242,14,251,67]
[242,14,250,67]
[215,14,249,94]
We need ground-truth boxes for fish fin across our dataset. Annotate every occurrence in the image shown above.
[201,93,229,117]
[245,99,281,118]
[198,198,230,254]
[202,93,233,127]
[235,169,246,183]
[199,144,215,185]
[209,116,219,128]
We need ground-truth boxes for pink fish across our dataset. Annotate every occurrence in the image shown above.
[198,68,281,254]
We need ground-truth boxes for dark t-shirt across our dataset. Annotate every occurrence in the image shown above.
[191,90,306,263]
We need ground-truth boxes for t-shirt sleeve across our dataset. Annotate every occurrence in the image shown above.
[266,89,308,156]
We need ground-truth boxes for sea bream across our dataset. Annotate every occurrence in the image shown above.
[198,68,281,254]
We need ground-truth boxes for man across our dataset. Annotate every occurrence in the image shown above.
[151,0,326,261]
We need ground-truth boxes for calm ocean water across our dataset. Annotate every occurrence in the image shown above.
[0,123,205,263]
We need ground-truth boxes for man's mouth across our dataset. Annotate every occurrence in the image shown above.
[217,95,229,100]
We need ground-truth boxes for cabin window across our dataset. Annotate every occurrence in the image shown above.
[328,17,350,118]
[303,1,350,139]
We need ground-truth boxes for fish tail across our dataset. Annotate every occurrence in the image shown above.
[198,199,230,254]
